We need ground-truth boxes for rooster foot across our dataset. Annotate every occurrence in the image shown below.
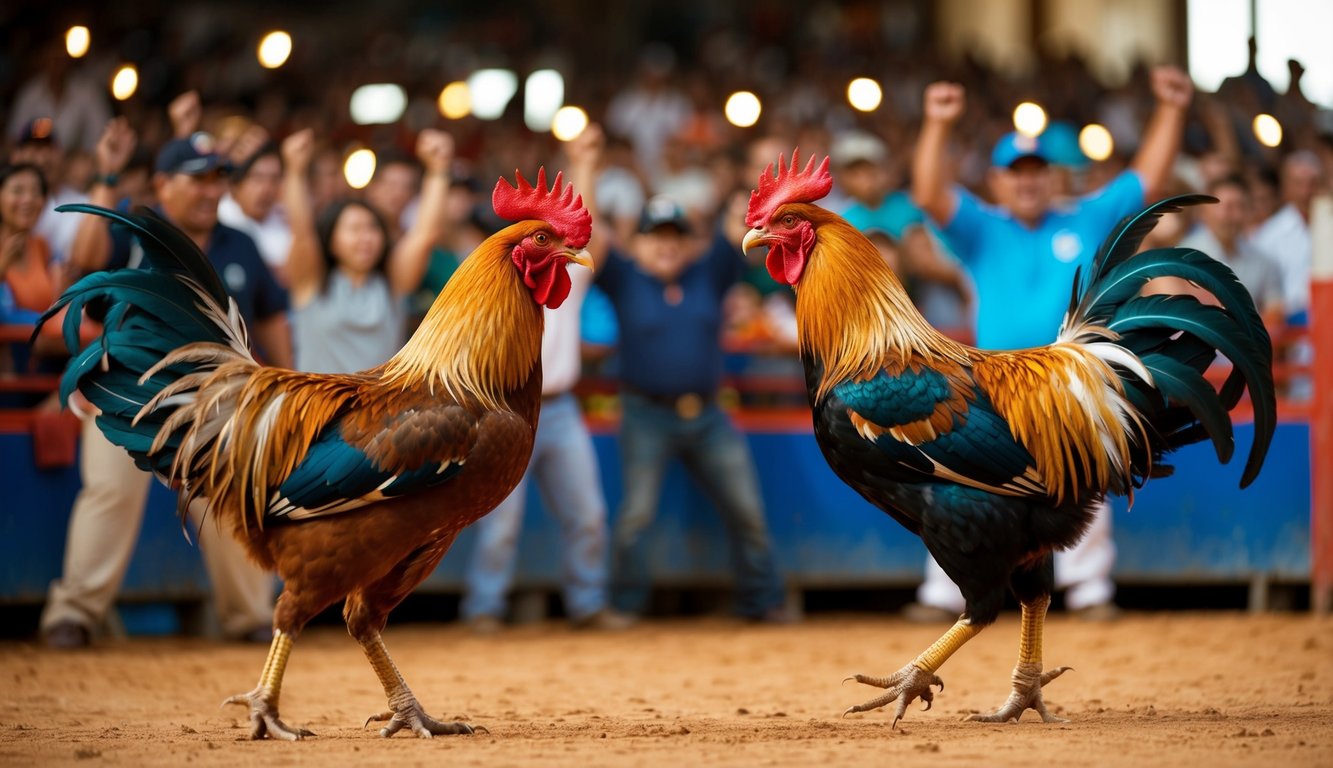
[842,664,944,728]
[223,687,315,740]
[966,662,1072,723]
[365,697,487,739]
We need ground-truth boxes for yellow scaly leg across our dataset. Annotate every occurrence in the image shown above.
[223,630,315,740]
[844,617,982,727]
[967,595,1072,723]
[360,633,484,738]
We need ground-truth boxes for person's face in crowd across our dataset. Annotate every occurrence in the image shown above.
[1202,182,1249,246]
[157,169,226,236]
[1248,175,1280,227]
[839,161,890,205]
[232,154,282,221]
[1282,158,1322,208]
[445,185,475,227]
[0,167,47,232]
[746,136,790,187]
[10,142,61,190]
[365,161,418,227]
[990,157,1054,224]
[633,225,693,283]
[331,203,387,276]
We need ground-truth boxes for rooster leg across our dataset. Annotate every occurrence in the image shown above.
[967,595,1071,723]
[359,633,486,738]
[843,618,980,727]
[223,630,315,740]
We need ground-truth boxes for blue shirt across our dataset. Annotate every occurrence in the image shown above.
[841,190,926,240]
[939,171,1144,349]
[596,232,743,396]
[108,217,289,330]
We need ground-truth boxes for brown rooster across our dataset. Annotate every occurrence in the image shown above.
[742,151,1274,725]
[41,170,592,739]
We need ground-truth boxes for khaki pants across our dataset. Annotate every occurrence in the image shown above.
[40,417,274,638]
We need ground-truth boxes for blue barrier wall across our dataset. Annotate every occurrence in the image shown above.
[1,422,1310,606]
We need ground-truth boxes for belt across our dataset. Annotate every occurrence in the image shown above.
[627,388,713,420]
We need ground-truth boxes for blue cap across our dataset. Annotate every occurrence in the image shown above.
[638,196,692,235]
[990,131,1051,168]
[1040,122,1089,169]
[155,132,231,176]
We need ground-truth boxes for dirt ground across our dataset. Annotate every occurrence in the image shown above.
[1,612,1329,767]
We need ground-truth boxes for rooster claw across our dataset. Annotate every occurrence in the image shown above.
[365,702,486,738]
[966,662,1071,724]
[223,688,315,740]
[841,665,944,728]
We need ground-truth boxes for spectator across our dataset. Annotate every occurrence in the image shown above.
[9,118,88,266]
[0,163,59,321]
[282,128,450,373]
[1146,174,1284,322]
[606,44,691,181]
[41,117,290,650]
[218,141,292,285]
[461,126,631,633]
[1251,150,1323,321]
[905,66,1194,623]
[830,130,972,331]
[6,39,111,154]
[598,194,791,623]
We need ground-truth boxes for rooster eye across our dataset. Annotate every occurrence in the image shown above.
[534,232,550,247]
[782,215,796,227]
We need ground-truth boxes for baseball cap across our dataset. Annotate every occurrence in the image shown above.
[155,132,232,176]
[1039,122,1089,169]
[991,131,1051,169]
[638,196,692,235]
[830,131,887,168]
[17,117,57,146]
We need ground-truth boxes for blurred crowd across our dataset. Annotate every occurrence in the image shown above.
[3,5,1331,642]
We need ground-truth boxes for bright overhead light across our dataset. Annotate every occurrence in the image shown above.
[66,26,90,59]
[344,148,377,190]
[468,69,518,121]
[258,31,292,69]
[349,83,407,126]
[725,91,762,128]
[438,81,470,120]
[552,106,589,141]
[847,78,882,112]
[524,69,565,132]
[1253,113,1282,148]
[1012,102,1048,138]
[1078,123,1114,162]
[111,65,138,101]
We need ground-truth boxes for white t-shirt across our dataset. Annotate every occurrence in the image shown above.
[540,267,592,395]
[1250,203,1310,314]
[218,194,292,271]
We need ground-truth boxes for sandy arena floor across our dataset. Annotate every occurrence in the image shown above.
[1,612,1329,767]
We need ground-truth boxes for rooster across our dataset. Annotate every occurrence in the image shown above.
[40,169,592,739]
[741,151,1275,725]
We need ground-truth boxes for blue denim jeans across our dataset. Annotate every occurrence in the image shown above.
[462,394,610,621]
[610,392,784,617]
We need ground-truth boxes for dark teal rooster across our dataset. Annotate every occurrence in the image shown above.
[741,151,1275,725]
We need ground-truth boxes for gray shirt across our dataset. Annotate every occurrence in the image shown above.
[293,270,406,373]
[1178,226,1284,313]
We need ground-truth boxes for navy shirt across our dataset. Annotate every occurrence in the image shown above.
[597,232,743,397]
[109,216,289,329]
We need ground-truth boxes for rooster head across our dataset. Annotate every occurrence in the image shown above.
[493,168,593,309]
[741,149,832,286]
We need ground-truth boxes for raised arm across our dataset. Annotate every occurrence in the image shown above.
[1130,66,1194,202]
[387,130,453,296]
[279,129,322,304]
[912,82,966,227]
[564,123,610,271]
[69,118,136,278]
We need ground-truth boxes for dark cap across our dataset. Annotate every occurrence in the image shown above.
[991,131,1051,169]
[155,132,232,176]
[17,117,57,146]
[638,196,691,235]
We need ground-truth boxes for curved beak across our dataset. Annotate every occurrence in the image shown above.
[564,249,594,270]
[742,228,769,255]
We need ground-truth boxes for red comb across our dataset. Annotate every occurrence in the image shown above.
[746,149,833,228]
[492,167,591,249]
